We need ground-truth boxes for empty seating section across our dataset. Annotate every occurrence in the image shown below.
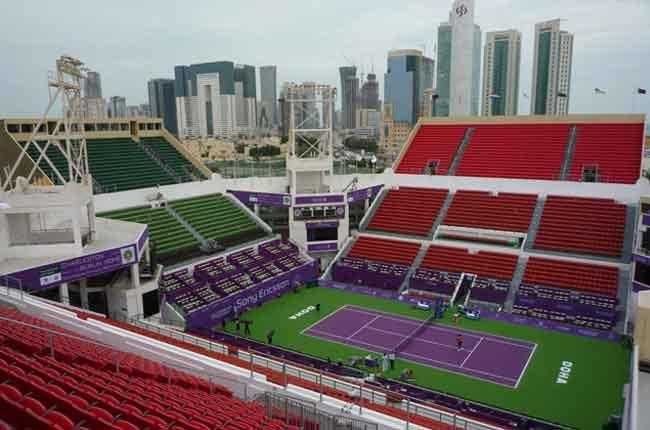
[395,125,468,174]
[87,138,177,192]
[0,305,291,430]
[420,245,518,281]
[443,190,538,232]
[171,194,264,246]
[534,196,626,257]
[332,257,410,290]
[455,124,570,180]
[141,137,201,181]
[569,123,644,184]
[523,257,619,297]
[348,236,421,266]
[162,240,309,315]
[99,206,199,256]
[412,246,517,304]
[368,187,448,236]
[19,141,69,185]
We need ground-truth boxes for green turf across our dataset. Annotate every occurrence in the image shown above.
[223,287,630,430]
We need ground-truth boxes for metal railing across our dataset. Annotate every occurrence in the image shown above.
[258,391,379,430]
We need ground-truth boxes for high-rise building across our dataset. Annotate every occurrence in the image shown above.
[259,66,278,128]
[234,64,257,136]
[174,61,256,138]
[83,71,102,98]
[148,78,178,134]
[339,66,359,129]
[278,82,290,138]
[422,56,435,94]
[482,30,522,116]
[436,0,481,117]
[531,19,574,116]
[360,73,380,110]
[107,96,127,118]
[384,49,428,125]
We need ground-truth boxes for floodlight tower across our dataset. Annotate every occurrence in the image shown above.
[2,55,91,192]
[285,83,336,194]
[0,55,96,260]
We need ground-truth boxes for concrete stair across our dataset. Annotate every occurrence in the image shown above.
[559,125,578,180]
[428,191,455,239]
[524,196,546,251]
[447,127,475,176]
[504,254,529,312]
[398,243,429,293]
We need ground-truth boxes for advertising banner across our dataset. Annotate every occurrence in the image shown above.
[228,190,291,207]
[307,242,338,253]
[295,194,345,205]
[347,184,384,204]
[8,245,138,291]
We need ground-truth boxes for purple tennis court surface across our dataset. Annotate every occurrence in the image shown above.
[303,305,536,387]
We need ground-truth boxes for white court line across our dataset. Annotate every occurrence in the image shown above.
[344,304,535,350]
[307,327,519,388]
[514,343,538,389]
[307,328,392,352]
[362,325,476,354]
[299,306,350,336]
[346,316,381,340]
[399,351,518,384]
[460,337,484,368]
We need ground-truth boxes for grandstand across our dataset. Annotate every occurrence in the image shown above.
[170,194,266,246]
[442,190,538,233]
[98,206,199,257]
[534,196,627,257]
[1,99,647,430]
[367,187,448,236]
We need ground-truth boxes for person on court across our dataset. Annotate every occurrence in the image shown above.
[456,334,464,351]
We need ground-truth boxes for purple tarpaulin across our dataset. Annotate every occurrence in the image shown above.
[185,260,319,329]
[307,242,338,253]
[634,252,650,265]
[295,194,345,205]
[136,227,149,259]
[347,184,383,203]
[8,245,139,291]
[643,214,650,226]
[228,190,291,207]
[633,281,650,292]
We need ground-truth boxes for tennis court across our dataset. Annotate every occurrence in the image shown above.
[303,305,537,387]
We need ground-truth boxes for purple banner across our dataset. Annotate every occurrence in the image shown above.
[295,194,345,205]
[643,214,650,226]
[347,184,384,204]
[306,221,339,230]
[185,260,319,329]
[633,281,650,293]
[633,252,650,265]
[137,227,149,258]
[307,242,338,253]
[8,245,138,291]
[228,190,291,207]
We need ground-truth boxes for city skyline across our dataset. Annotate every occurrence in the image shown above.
[0,0,648,119]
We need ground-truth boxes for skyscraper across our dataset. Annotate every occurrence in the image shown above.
[148,78,178,134]
[234,64,257,135]
[83,71,102,98]
[174,61,256,138]
[436,0,481,117]
[107,96,127,118]
[259,66,278,128]
[339,66,359,129]
[482,30,522,116]
[360,73,380,110]
[531,19,574,116]
[384,49,428,125]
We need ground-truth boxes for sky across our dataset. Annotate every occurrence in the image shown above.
[0,0,649,119]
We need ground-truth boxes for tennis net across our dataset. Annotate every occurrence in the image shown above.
[392,313,436,354]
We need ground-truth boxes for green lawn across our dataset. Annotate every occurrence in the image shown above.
[222,287,630,430]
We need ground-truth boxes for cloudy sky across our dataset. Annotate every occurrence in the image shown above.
[1,0,649,118]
